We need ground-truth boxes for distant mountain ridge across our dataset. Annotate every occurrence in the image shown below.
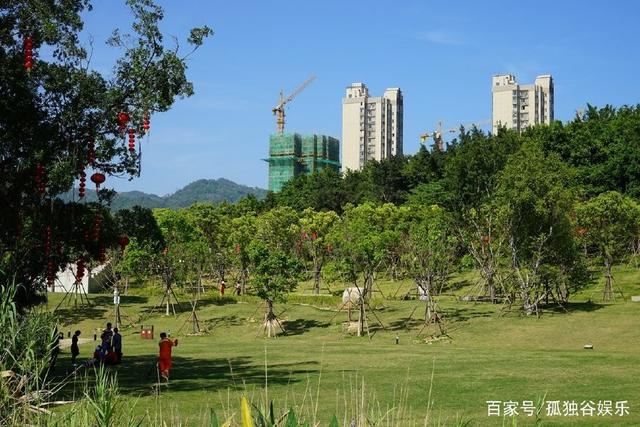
[61,178,267,211]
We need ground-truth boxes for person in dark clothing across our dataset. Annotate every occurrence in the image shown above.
[71,330,81,366]
[101,322,113,351]
[112,327,122,364]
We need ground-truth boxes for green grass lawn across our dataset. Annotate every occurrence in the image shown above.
[47,265,640,426]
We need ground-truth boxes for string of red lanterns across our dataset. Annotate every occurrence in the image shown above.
[78,169,86,198]
[35,164,46,196]
[128,128,136,151]
[143,111,150,133]
[24,36,33,71]
[75,257,85,284]
[92,213,102,241]
[87,136,96,166]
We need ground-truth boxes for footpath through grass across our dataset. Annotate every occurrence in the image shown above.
[47,266,640,426]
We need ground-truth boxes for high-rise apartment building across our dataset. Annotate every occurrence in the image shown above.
[342,83,403,171]
[492,74,554,134]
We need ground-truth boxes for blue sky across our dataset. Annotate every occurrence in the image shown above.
[81,1,640,195]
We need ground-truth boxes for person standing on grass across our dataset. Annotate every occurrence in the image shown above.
[220,280,226,296]
[235,282,241,296]
[71,330,81,366]
[158,332,178,381]
[112,327,122,364]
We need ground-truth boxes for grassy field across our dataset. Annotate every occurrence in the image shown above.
[47,266,640,426]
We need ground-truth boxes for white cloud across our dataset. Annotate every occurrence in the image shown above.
[416,30,464,46]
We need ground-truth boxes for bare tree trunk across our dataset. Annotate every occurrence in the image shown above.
[604,258,613,301]
[313,258,321,295]
[264,299,277,338]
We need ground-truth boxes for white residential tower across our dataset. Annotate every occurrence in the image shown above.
[342,83,403,171]
[492,74,554,134]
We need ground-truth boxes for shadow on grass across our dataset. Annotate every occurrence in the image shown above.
[90,295,149,306]
[57,355,319,396]
[197,296,240,308]
[204,315,245,328]
[54,306,108,326]
[281,318,330,336]
[543,300,605,313]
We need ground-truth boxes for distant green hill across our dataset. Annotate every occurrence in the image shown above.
[59,178,267,211]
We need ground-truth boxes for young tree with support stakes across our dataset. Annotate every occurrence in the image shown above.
[328,203,395,337]
[229,213,257,294]
[576,191,640,301]
[298,208,339,294]
[248,242,302,337]
[0,0,212,308]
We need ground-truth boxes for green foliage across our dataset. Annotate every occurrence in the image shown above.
[0,0,212,307]
[248,242,302,304]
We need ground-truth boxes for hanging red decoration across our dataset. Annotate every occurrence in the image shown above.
[75,258,85,284]
[47,260,55,289]
[311,231,318,240]
[92,214,102,241]
[90,172,105,190]
[117,111,130,132]
[24,36,33,71]
[87,136,96,166]
[128,128,136,151]
[99,245,106,263]
[79,170,86,198]
[118,235,130,252]
[44,226,52,256]
[143,111,150,133]
[34,164,46,196]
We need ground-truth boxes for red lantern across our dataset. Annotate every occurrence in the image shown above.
[143,111,150,133]
[87,136,96,166]
[90,172,105,190]
[24,36,33,71]
[118,235,130,252]
[117,111,130,132]
[47,260,55,289]
[128,128,136,151]
[79,170,86,198]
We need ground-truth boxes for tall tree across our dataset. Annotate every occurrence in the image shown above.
[0,0,212,306]
[496,141,584,314]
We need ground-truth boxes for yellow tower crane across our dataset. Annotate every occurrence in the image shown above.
[272,75,316,134]
[420,119,491,150]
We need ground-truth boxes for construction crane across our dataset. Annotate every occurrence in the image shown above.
[272,75,316,134]
[420,119,491,151]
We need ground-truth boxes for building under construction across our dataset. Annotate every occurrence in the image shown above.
[267,133,340,192]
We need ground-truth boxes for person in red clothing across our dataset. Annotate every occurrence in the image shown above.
[158,332,178,381]
[219,280,226,296]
